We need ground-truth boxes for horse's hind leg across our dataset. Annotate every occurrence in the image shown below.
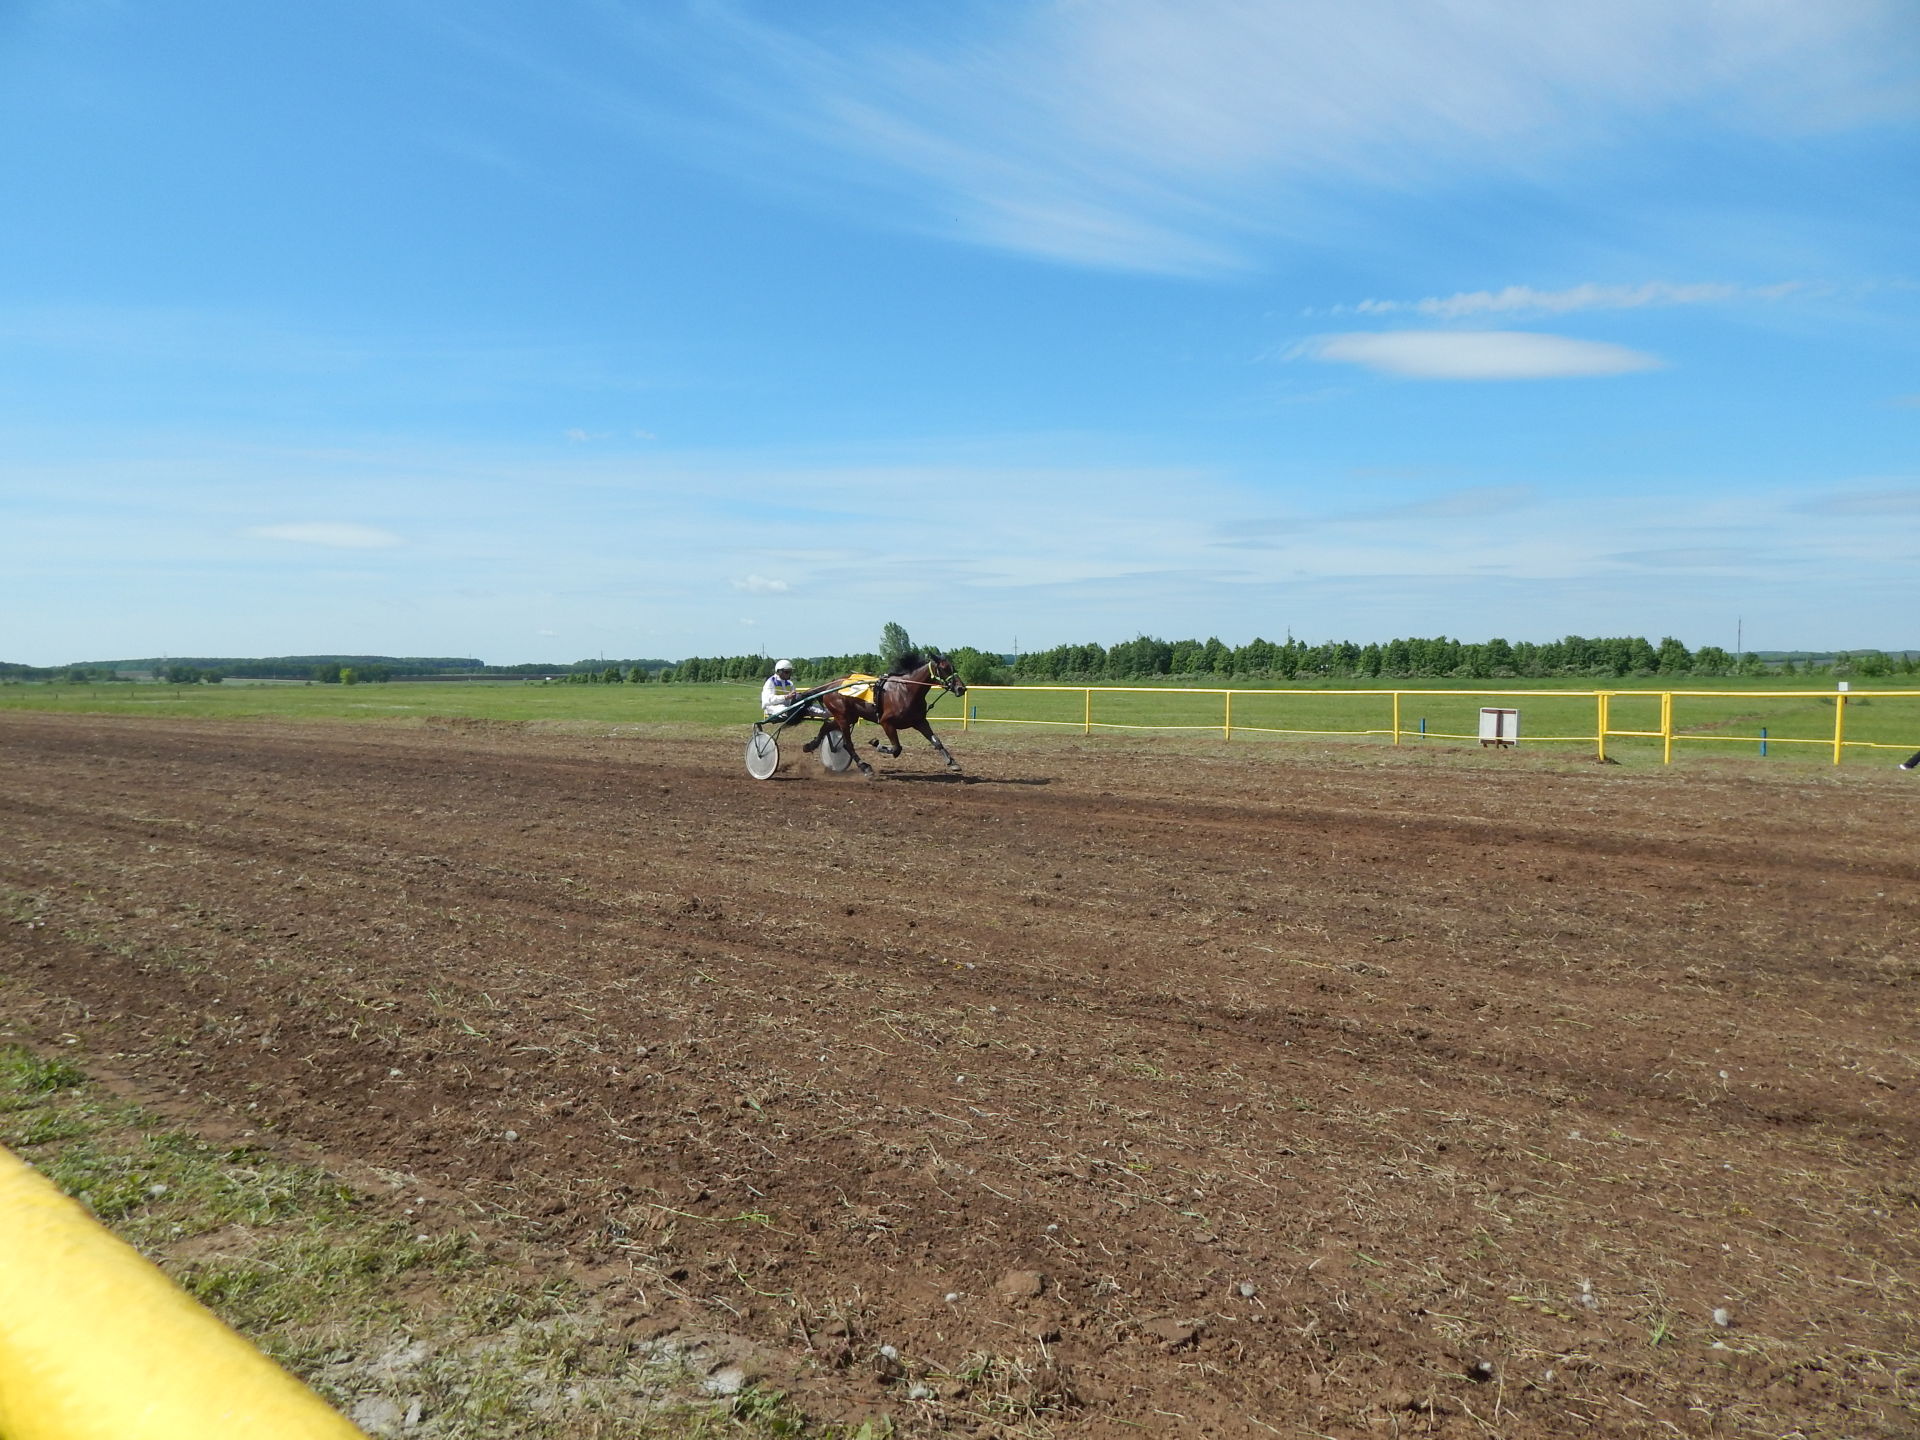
[914,719,961,773]
[868,722,903,758]
[801,720,831,754]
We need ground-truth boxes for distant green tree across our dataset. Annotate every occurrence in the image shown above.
[340,667,359,685]
[313,664,343,683]
[602,665,624,684]
[879,621,913,667]
[1237,637,1278,674]
[1655,636,1692,673]
[948,646,1006,685]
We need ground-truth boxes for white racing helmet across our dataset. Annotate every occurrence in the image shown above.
[774,659,794,674]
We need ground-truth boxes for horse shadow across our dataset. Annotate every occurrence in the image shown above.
[885,773,1050,786]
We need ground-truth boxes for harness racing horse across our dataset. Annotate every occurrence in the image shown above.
[802,651,967,779]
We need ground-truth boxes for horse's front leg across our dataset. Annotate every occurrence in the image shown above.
[913,719,962,773]
[843,718,876,777]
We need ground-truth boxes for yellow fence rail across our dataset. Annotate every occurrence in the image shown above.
[951,685,1920,765]
[0,1144,366,1440]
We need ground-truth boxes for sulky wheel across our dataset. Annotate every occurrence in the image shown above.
[745,729,780,780]
[819,730,853,773]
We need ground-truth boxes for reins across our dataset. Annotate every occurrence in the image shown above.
[881,664,961,709]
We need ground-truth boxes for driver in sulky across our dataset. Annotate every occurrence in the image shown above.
[761,660,800,718]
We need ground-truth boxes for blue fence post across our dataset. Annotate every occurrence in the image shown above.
[1419,717,1426,736]
[1760,726,1767,757]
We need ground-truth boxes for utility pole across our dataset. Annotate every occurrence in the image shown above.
[1736,617,1743,665]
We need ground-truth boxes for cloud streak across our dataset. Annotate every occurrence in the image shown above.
[733,574,791,593]
[1297,331,1663,381]
[1343,281,1809,320]
[507,0,1920,274]
[1796,485,1920,516]
[246,523,402,549]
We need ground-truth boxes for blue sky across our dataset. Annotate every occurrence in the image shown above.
[3,0,1916,665]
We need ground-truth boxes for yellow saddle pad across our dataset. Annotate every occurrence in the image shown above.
[834,673,879,706]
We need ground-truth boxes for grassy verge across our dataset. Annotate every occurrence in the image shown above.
[0,1042,879,1440]
[4,677,1917,767]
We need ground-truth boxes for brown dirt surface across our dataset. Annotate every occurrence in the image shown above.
[3,711,1917,1437]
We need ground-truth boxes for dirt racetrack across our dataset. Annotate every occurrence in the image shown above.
[2,711,1916,1438]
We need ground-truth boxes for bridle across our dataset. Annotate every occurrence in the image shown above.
[885,655,966,702]
[929,656,966,697]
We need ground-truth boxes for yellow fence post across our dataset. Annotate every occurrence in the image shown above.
[1596,692,1608,762]
[1223,689,1233,740]
[1833,692,1846,765]
[0,1145,366,1440]
[1661,692,1674,764]
[1392,691,1401,745]
[1083,688,1091,735]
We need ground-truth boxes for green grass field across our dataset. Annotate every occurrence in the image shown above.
[6,675,1917,767]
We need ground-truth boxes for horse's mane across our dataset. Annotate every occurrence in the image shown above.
[888,651,924,675]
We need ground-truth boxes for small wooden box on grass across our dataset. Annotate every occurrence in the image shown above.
[1479,707,1519,747]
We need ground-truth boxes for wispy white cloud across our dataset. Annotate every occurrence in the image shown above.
[246,523,402,549]
[1610,546,1759,568]
[1213,485,1532,543]
[1340,281,1809,320]
[507,1,1919,273]
[1296,331,1663,381]
[15,430,1920,659]
[1797,485,1920,516]
[1361,485,1535,521]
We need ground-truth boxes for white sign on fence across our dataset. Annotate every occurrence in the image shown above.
[1479,707,1519,747]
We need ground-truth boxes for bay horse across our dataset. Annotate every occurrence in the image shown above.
[802,651,966,779]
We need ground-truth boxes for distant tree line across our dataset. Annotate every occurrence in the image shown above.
[542,636,1920,686]
[1015,634,1689,680]
[647,645,1010,687]
[9,638,1920,686]
[1010,634,1920,681]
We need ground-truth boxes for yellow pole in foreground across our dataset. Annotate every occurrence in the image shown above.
[1223,690,1233,740]
[1392,692,1401,745]
[1833,693,1846,765]
[1083,688,1092,735]
[0,1146,366,1440]
[1661,692,1674,764]
[1595,692,1609,763]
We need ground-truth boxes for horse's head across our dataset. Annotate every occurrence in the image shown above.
[928,650,967,697]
